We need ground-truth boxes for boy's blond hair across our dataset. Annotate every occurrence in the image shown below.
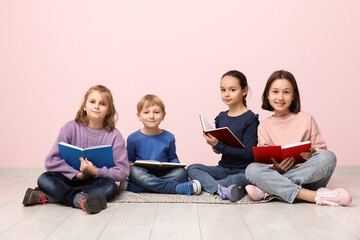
[137,94,165,113]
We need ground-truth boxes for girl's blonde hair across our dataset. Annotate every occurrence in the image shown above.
[137,94,165,113]
[75,85,117,131]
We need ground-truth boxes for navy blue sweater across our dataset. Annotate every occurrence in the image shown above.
[213,110,259,169]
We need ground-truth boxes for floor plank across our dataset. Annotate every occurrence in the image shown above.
[98,203,158,240]
[279,203,359,240]
[150,203,201,240]
[45,204,118,240]
[0,204,73,240]
[197,204,253,240]
[237,202,306,240]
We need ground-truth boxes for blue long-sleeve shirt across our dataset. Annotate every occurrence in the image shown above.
[213,110,259,169]
[126,130,180,163]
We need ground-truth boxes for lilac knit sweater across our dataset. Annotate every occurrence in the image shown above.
[45,121,130,181]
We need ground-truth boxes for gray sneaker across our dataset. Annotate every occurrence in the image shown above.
[22,188,49,206]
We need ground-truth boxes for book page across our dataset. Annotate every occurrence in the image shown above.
[200,115,214,131]
[86,145,112,150]
[162,162,187,167]
[282,141,311,149]
[134,160,161,165]
[58,142,83,151]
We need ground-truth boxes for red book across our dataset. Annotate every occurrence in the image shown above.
[252,141,311,164]
[200,115,245,148]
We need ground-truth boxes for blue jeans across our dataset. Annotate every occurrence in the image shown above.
[37,172,117,206]
[127,166,188,194]
[187,164,249,194]
[245,150,337,203]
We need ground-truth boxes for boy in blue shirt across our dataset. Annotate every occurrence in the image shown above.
[122,94,201,195]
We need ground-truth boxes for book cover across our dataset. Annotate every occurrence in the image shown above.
[133,160,186,170]
[252,141,311,164]
[200,115,245,148]
[58,142,114,171]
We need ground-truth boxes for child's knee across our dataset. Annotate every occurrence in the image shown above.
[37,172,54,187]
[187,164,204,173]
[130,166,145,176]
[245,163,264,181]
[318,150,337,169]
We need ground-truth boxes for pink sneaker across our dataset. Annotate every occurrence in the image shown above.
[315,187,352,206]
[245,185,272,201]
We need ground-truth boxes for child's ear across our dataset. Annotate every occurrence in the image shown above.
[162,112,166,121]
[243,86,248,96]
[137,112,141,121]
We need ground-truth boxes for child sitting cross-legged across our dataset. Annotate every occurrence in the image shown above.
[120,94,201,196]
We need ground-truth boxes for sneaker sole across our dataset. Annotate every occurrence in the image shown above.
[228,185,245,202]
[83,194,101,214]
[192,180,202,195]
[97,195,107,210]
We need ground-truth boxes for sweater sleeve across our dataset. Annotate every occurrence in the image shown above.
[214,115,259,163]
[257,122,272,147]
[126,135,136,163]
[310,116,327,151]
[96,132,130,181]
[44,124,79,180]
[167,137,180,163]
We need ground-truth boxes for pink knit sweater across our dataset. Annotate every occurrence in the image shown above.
[258,112,327,151]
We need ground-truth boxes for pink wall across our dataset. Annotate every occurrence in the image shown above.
[1,1,359,167]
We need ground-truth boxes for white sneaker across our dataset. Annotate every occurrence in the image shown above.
[118,179,129,192]
[192,180,202,195]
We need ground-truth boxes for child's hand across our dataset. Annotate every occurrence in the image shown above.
[129,163,134,167]
[300,148,316,160]
[271,157,295,174]
[203,133,219,147]
[79,157,97,177]
[75,172,90,181]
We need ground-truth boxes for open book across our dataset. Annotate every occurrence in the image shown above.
[252,141,311,164]
[58,142,114,171]
[200,115,245,148]
[133,160,186,170]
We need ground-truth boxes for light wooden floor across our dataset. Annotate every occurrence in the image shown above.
[0,166,359,240]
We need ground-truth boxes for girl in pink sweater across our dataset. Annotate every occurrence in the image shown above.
[22,85,130,214]
[245,70,351,206]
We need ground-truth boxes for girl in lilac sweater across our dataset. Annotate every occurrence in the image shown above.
[22,85,130,214]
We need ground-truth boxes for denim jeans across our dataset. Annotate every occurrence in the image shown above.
[37,172,117,206]
[245,150,337,203]
[127,166,188,194]
[187,164,249,194]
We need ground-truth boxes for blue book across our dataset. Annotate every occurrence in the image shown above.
[58,142,114,171]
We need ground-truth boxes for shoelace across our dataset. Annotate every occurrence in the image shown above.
[77,191,89,213]
[37,194,49,205]
[316,192,340,207]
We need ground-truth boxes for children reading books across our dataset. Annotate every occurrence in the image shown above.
[188,70,259,201]
[245,70,352,206]
[22,85,130,214]
[122,94,201,195]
